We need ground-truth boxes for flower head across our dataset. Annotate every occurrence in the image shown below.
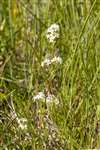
[46,23,60,43]
[41,58,51,67]
[46,93,59,105]
[41,56,62,67]
[33,92,45,100]
[51,56,62,64]
[33,91,59,105]
[17,118,27,130]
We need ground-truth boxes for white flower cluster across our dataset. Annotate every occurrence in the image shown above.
[46,23,60,43]
[33,92,45,100]
[17,118,27,130]
[41,58,51,67]
[46,93,59,105]
[51,56,62,64]
[33,91,59,105]
[10,111,27,130]
[41,56,62,67]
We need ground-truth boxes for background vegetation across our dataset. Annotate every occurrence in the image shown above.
[0,0,100,149]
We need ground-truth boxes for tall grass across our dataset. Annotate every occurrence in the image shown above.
[0,0,100,149]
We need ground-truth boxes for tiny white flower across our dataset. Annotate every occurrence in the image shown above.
[51,56,62,64]
[41,56,62,67]
[24,133,32,141]
[41,58,51,67]
[17,118,27,130]
[33,91,59,105]
[47,23,59,33]
[33,92,45,100]
[46,94,55,102]
[46,23,60,43]
[46,94,59,105]
[10,110,27,130]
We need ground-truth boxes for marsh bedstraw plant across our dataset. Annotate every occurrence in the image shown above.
[0,0,100,149]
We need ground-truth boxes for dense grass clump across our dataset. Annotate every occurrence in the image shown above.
[0,0,100,149]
